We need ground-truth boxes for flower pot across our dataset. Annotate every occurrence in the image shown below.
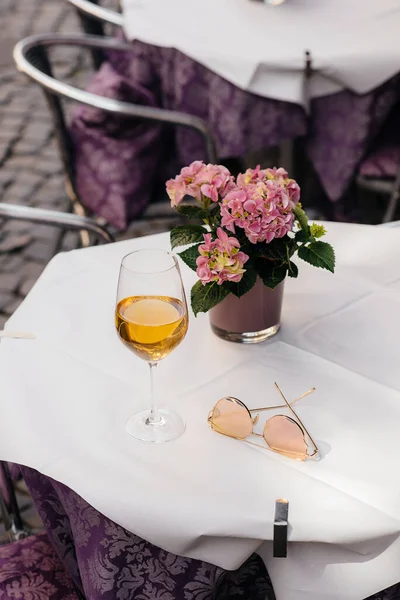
[209,278,284,343]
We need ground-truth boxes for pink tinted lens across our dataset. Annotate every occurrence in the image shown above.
[264,415,308,460]
[212,397,253,439]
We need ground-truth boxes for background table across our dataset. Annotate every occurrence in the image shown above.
[71,1,400,228]
[122,0,400,104]
[1,222,400,600]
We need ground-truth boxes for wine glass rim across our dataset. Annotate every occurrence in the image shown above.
[120,248,179,274]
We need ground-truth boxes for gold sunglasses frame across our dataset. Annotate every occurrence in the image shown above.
[208,382,319,461]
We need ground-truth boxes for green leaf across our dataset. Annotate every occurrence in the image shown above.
[226,266,257,298]
[175,205,208,220]
[178,244,200,272]
[191,280,230,316]
[298,241,335,273]
[288,261,299,278]
[254,236,293,261]
[255,258,287,289]
[294,229,311,243]
[170,225,207,249]
[310,223,327,239]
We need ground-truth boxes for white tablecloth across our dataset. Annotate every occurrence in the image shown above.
[1,221,400,600]
[122,0,400,104]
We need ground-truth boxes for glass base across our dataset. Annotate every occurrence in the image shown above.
[126,408,185,442]
[210,322,280,344]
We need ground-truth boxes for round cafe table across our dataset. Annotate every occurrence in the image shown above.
[1,222,400,599]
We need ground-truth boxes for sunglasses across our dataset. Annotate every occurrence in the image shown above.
[208,382,318,461]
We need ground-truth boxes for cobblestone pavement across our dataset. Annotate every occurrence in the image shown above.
[0,0,175,329]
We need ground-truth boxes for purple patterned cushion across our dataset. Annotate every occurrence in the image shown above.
[359,141,400,178]
[359,128,400,178]
[359,106,400,178]
[70,62,163,230]
[0,531,80,600]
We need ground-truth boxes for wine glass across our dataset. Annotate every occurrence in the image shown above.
[115,249,188,443]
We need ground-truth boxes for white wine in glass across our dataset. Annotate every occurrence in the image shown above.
[115,249,188,442]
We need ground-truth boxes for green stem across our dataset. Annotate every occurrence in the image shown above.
[286,245,292,274]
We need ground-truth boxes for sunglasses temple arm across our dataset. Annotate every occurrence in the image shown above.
[250,387,316,413]
[274,382,319,455]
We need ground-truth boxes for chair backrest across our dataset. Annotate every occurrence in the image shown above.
[66,0,123,69]
[13,33,218,213]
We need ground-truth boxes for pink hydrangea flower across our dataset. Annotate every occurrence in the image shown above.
[196,164,235,202]
[166,160,204,206]
[196,228,249,286]
[220,179,295,244]
[220,166,300,244]
[166,161,234,207]
[236,165,264,187]
[236,166,300,209]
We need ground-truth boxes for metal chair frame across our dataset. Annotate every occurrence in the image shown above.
[67,0,123,27]
[13,33,217,230]
[0,204,113,245]
[66,0,123,68]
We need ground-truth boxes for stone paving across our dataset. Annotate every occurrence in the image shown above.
[0,0,89,328]
[0,0,119,535]
[0,0,176,330]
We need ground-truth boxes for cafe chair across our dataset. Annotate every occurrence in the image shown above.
[356,107,400,223]
[0,461,81,599]
[66,0,123,69]
[13,33,217,231]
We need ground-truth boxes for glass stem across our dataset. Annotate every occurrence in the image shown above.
[146,362,162,425]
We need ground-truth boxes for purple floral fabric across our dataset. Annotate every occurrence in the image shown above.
[4,465,400,599]
[70,61,163,231]
[19,466,274,600]
[70,40,400,230]
[308,76,400,199]
[359,103,400,178]
[0,531,80,600]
